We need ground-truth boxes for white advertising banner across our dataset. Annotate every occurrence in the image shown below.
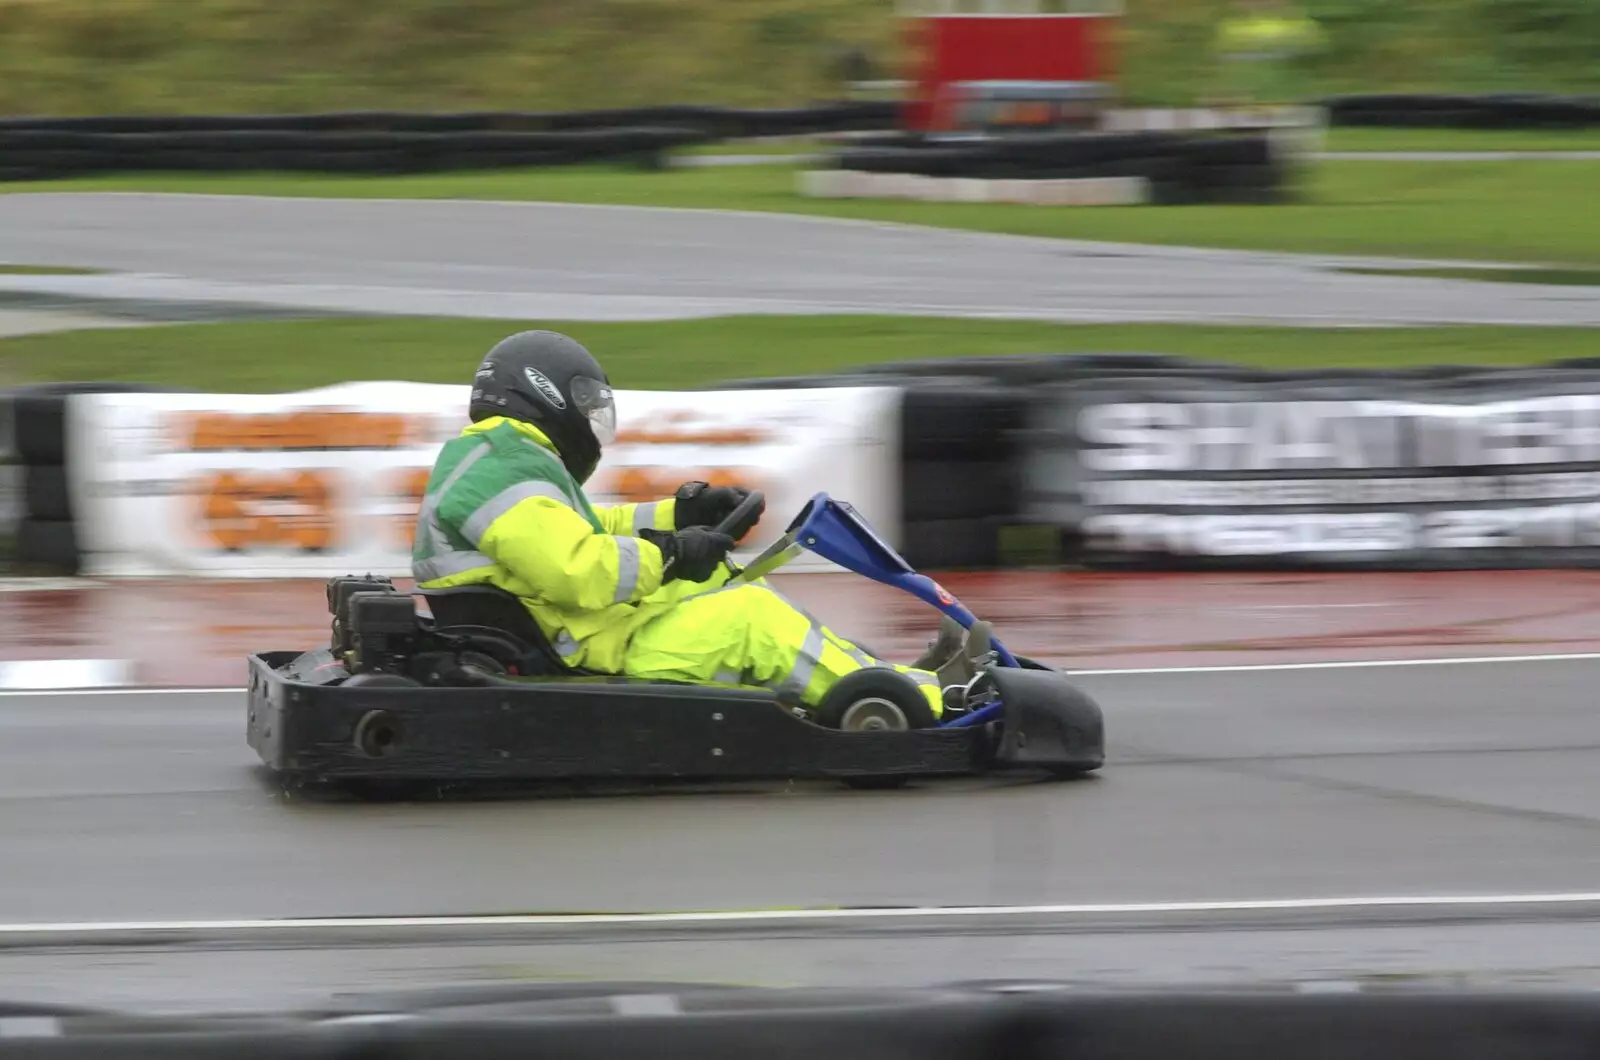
[65,381,903,578]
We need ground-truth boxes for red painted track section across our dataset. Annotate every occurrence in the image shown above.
[4,570,1599,686]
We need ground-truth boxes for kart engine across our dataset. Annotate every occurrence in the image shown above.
[326,575,421,676]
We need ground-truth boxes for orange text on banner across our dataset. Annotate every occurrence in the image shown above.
[180,410,417,452]
[197,470,336,553]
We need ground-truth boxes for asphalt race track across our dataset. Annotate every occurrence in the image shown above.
[3,192,1600,327]
[6,656,1600,1010]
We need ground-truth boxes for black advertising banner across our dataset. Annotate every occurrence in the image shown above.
[1021,364,1600,569]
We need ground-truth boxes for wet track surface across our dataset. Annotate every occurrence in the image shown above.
[5,657,1600,1008]
[3,192,1600,326]
[8,570,1600,685]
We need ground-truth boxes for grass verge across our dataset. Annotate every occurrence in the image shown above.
[1,0,1596,114]
[1340,266,1600,286]
[6,159,1596,265]
[0,264,104,275]
[3,316,1598,393]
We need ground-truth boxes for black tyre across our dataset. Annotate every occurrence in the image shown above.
[899,517,1002,570]
[9,382,183,466]
[14,517,79,573]
[24,465,71,522]
[815,669,938,732]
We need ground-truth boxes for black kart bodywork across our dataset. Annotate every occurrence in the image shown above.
[247,493,1106,792]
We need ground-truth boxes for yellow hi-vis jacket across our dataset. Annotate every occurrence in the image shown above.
[410,416,727,672]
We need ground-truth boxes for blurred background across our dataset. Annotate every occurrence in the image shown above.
[0,0,1594,113]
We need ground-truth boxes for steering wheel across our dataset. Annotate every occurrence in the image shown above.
[712,489,765,538]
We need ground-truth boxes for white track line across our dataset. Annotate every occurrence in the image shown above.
[1,649,1598,696]
[7,891,1600,937]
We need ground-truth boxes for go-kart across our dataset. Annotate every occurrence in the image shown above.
[246,492,1105,791]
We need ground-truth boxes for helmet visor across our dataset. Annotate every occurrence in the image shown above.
[570,375,617,448]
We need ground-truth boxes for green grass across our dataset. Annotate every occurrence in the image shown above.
[1323,127,1600,153]
[1340,265,1600,285]
[3,316,1597,393]
[1,0,1596,115]
[0,264,104,275]
[7,158,1597,265]
[678,139,827,158]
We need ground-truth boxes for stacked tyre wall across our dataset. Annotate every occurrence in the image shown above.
[0,103,898,180]
[0,383,176,574]
[803,128,1293,205]
[1321,92,1600,129]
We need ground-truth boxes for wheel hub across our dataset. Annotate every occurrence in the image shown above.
[839,697,909,732]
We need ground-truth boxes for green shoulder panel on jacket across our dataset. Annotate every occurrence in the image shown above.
[434,422,604,539]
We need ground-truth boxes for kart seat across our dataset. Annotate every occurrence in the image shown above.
[416,585,586,677]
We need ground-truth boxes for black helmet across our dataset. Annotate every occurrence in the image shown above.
[469,330,618,485]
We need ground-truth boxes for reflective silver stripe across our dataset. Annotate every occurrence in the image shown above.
[905,669,942,688]
[826,633,878,671]
[714,667,744,686]
[775,621,826,702]
[413,441,492,576]
[553,631,582,659]
[631,502,661,534]
[413,551,495,582]
[419,442,490,519]
[462,481,574,545]
[613,535,642,603]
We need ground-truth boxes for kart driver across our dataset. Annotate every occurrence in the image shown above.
[411,329,994,719]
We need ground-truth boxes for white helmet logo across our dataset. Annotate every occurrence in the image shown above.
[523,366,567,409]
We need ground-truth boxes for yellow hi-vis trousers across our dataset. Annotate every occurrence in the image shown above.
[618,582,946,717]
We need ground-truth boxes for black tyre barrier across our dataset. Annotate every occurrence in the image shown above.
[899,381,1029,463]
[827,130,1277,176]
[23,464,71,523]
[0,381,181,575]
[0,101,899,138]
[14,517,80,574]
[0,102,902,180]
[1321,92,1600,129]
[0,126,714,180]
[11,381,176,466]
[902,459,1018,523]
[817,130,1287,205]
[901,516,1007,569]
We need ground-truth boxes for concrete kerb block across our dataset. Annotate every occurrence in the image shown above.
[797,170,1151,207]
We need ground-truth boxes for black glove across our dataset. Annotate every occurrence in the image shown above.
[673,481,764,539]
[641,526,736,584]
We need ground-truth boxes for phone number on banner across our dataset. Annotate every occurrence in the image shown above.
[1084,503,1600,555]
